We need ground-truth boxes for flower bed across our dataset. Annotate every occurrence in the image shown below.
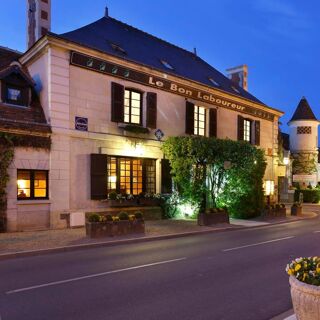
[286,257,320,319]
[85,211,145,238]
[197,208,229,226]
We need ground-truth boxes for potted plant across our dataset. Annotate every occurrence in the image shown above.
[86,213,103,238]
[275,204,286,217]
[131,211,145,233]
[291,202,302,216]
[286,257,320,319]
[117,211,130,234]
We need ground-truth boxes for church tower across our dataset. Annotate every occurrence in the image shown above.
[27,0,51,49]
[288,97,319,186]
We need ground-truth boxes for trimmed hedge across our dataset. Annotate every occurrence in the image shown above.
[294,189,320,203]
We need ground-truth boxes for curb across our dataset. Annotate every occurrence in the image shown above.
[0,213,317,261]
[270,309,295,320]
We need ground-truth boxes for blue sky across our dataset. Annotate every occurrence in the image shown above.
[0,0,319,132]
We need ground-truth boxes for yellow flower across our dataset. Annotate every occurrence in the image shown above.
[303,273,307,281]
[295,264,301,272]
[288,269,294,275]
[316,267,320,273]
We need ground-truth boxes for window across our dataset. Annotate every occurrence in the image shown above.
[124,89,142,125]
[41,10,48,20]
[160,60,174,70]
[297,126,311,134]
[208,77,220,87]
[5,84,28,106]
[107,157,156,195]
[194,105,206,136]
[17,170,48,200]
[243,119,251,142]
[110,43,127,55]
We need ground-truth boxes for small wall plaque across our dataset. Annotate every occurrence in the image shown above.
[75,116,88,131]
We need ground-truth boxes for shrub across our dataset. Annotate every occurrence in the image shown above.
[281,204,286,208]
[294,189,320,203]
[105,214,113,222]
[275,204,281,210]
[134,211,143,219]
[286,257,320,286]
[118,211,129,220]
[88,213,101,223]
[108,191,117,200]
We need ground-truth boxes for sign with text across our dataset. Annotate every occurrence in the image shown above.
[75,116,88,131]
[70,51,275,121]
[293,174,317,182]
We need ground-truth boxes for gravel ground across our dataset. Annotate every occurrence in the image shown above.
[0,220,235,254]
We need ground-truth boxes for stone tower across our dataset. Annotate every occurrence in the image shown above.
[27,0,51,49]
[288,97,319,186]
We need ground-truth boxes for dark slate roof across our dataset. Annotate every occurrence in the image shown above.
[58,16,264,105]
[0,46,22,69]
[290,97,317,122]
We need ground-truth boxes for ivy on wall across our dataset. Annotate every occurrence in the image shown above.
[162,136,267,219]
[0,132,51,232]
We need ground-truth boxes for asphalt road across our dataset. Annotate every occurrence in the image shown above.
[1,215,320,320]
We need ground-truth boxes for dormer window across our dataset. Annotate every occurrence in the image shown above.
[2,82,29,107]
[160,60,174,70]
[208,77,220,87]
[232,86,240,93]
[110,43,127,55]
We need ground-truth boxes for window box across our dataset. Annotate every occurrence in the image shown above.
[120,124,150,134]
[197,209,229,226]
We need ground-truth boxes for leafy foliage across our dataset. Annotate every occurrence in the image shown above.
[292,152,317,175]
[294,189,320,203]
[162,136,267,219]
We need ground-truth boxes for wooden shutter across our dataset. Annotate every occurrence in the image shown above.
[255,120,260,146]
[185,101,194,134]
[146,92,157,129]
[90,154,107,200]
[111,82,124,122]
[237,115,244,141]
[209,108,217,138]
[161,159,172,194]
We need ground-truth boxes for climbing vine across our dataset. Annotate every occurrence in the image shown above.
[0,132,51,232]
[292,152,317,175]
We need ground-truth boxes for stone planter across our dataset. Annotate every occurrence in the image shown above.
[197,210,229,226]
[86,219,145,238]
[275,207,286,217]
[291,206,302,216]
[290,276,320,320]
[108,199,137,207]
[85,222,113,238]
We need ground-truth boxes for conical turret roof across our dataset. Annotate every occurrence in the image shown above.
[290,97,317,122]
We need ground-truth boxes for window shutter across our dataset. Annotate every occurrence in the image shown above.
[90,154,107,200]
[146,92,157,129]
[255,120,260,146]
[1,81,6,102]
[237,115,244,141]
[185,101,194,134]
[111,82,124,122]
[161,159,172,194]
[209,108,217,138]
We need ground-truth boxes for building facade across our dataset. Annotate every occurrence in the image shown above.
[1,5,284,231]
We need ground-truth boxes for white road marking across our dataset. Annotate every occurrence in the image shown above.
[6,257,186,295]
[222,236,295,252]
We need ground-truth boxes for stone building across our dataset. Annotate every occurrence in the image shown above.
[1,3,284,231]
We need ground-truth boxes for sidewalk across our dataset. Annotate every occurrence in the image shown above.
[0,209,317,259]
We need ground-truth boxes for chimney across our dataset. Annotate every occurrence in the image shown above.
[27,0,51,49]
[226,65,248,91]
[105,6,109,18]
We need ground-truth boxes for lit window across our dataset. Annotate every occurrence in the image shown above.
[264,180,275,196]
[194,105,206,136]
[110,43,127,55]
[124,89,142,125]
[243,119,251,142]
[17,170,48,200]
[160,60,174,70]
[208,77,220,87]
[107,157,156,196]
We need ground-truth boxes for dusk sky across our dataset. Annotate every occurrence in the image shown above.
[1,0,319,133]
